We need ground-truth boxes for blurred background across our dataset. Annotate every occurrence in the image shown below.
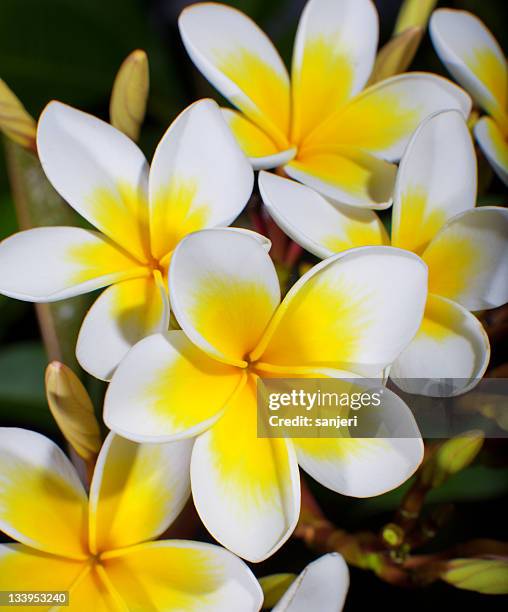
[0,0,507,609]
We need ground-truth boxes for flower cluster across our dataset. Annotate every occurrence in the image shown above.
[0,0,506,609]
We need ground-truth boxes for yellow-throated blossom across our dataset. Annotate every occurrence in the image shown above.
[0,428,262,610]
[259,110,508,396]
[270,554,349,611]
[105,229,427,561]
[430,9,508,185]
[0,99,253,381]
[178,0,471,209]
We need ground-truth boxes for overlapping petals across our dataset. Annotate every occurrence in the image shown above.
[169,228,280,366]
[179,2,291,150]
[284,146,397,210]
[422,207,508,311]
[296,73,470,163]
[391,109,477,254]
[221,108,297,170]
[147,100,254,261]
[259,172,388,259]
[105,331,242,442]
[290,0,378,145]
[37,102,151,261]
[259,109,508,396]
[76,275,170,381]
[0,99,253,381]
[430,9,508,184]
[0,428,262,611]
[252,246,427,376]
[107,229,427,560]
[391,115,506,393]
[180,0,471,207]
[390,295,490,396]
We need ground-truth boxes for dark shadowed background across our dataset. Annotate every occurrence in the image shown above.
[0,1,507,609]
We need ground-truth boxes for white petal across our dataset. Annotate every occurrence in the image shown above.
[104,540,263,611]
[273,553,349,611]
[104,331,241,443]
[191,376,300,562]
[88,432,192,553]
[430,9,508,119]
[284,148,397,210]
[0,544,86,597]
[474,116,508,187]
[291,0,379,142]
[0,227,140,302]
[423,207,508,311]
[392,109,477,254]
[169,228,280,367]
[391,294,490,396]
[284,147,397,210]
[294,382,423,496]
[249,148,298,170]
[178,3,290,148]
[221,108,296,169]
[148,99,254,259]
[0,428,88,559]
[77,276,169,381]
[302,72,472,162]
[254,246,428,377]
[259,171,388,258]
[37,101,151,261]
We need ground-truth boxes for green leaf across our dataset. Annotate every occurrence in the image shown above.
[0,342,57,432]
[0,342,46,406]
[0,193,17,239]
[355,466,508,517]
[0,0,183,120]
[0,295,30,341]
[427,466,508,504]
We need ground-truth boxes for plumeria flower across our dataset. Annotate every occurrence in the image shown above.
[105,228,427,561]
[0,99,253,381]
[430,9,508,185]
[259,110,508,396]
[178,0,471,209]
[0,428,262,610]
[270,554,349,611]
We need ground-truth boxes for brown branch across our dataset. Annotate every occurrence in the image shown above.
[295,476,506,589]
[4,139,91,370]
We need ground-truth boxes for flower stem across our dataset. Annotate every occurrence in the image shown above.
[4,139,91,371]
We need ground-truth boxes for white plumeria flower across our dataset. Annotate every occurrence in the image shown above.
[272,554,349,611]
[178,0,471,209]
[105,228,427,562]
[0,428,262,611]
[0,99,253,381]
[259,109,508,396]
[430,9,508,186]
